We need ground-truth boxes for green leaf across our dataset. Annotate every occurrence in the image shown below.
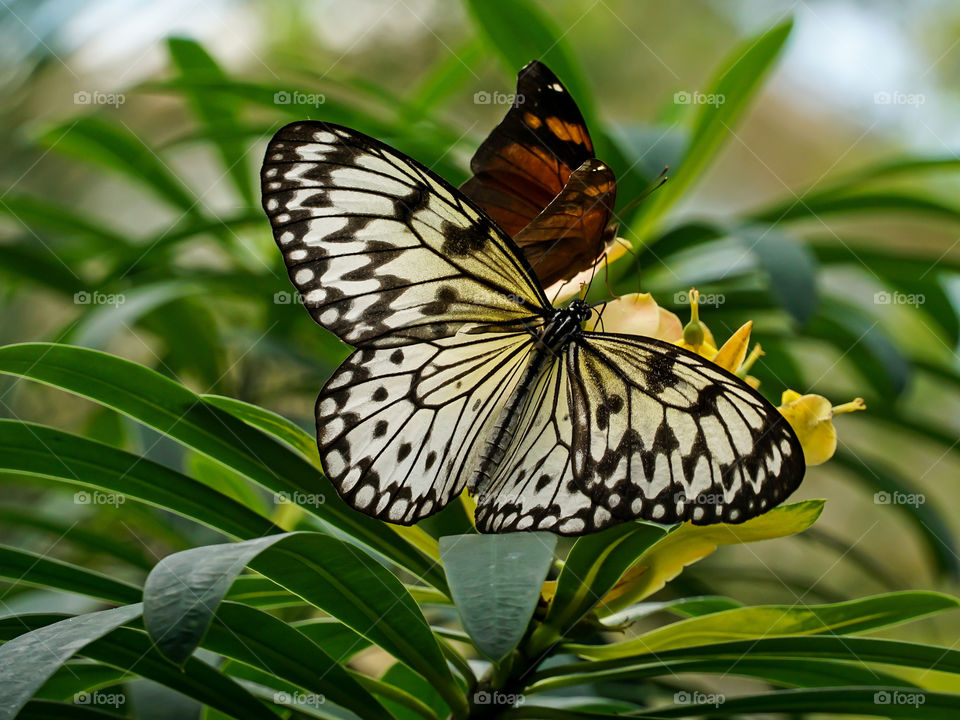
[16,701,125,719]
[0,545,141,604]
[0,507,153,570]
[379,663,447,720]
[534,635,960,688]
[202,602,393,719]
[738,224,818,322]
[0,605,143,720]
[627,687,960,719]
[529,523,666,656]
[202,394,320,468]
[0,195,132,253]
[752,189,960,225]
[143,532,468,718]
[440,532,557,660]
[35,118,203,218]
[0,420,277,539]
[167,37,254,206]
[569,591,960,659]
[632,20,794,240]
[0,606,278,720]
[0,343,444,589]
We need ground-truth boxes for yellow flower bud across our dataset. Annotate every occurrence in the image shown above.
[777,391,866,466]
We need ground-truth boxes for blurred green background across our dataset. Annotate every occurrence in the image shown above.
[2,0,960,689]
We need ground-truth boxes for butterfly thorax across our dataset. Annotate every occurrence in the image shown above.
[538,299,591,354]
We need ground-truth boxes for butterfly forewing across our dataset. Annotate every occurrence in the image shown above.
[461,61,596,238]
[262,122,550,348]
[568,334,805,524]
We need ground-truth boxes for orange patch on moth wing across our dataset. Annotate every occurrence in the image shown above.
[545,117,588,145]
[523,112,542,129]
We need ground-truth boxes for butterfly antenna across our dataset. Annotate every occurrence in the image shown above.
[618,166,669,217]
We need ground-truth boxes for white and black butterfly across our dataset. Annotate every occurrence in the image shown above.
[261,120,805,535]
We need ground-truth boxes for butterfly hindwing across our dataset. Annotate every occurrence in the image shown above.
[513,159,617,288]
[568,333,805,525]
[460,61,596,239]
[318,331,537,524]
[262,121,550,348]
[473,333,803,532]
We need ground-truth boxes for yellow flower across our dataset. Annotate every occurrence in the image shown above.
[777,391,866,466]
[675,288,717,359]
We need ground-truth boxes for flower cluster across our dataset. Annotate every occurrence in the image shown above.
[589,287,865,466]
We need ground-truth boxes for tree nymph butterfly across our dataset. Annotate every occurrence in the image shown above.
[260,67,804,535]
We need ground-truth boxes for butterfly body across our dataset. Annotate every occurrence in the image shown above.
[261,69,805,535]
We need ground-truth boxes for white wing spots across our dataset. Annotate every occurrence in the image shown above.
[279,231,295,245]
[569,335,805,527]
[312,130,337,143]
[295,269,314,284]
[266,198,279,210]
[288,248,307,261]
[354,485,375,509]
[549,82,563,91]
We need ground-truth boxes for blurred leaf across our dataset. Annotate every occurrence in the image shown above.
[753,189,960,225]
[569,591,960,659]
[0,544,142,604]
[35,118,204,219]
[0,507,153,569]
[440,532,556,660]
[632,20,794,240]
[803,298,911,396]
[464,0,594,120]
[408,38,485,117]
[738,224,818,323]
[0,195,132,253]
[832,450,959,577]
[167,37,255,206]
[0,420,278,539]
[0,240,86,295]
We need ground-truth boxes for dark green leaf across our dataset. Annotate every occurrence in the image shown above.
[440,532,557,660]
